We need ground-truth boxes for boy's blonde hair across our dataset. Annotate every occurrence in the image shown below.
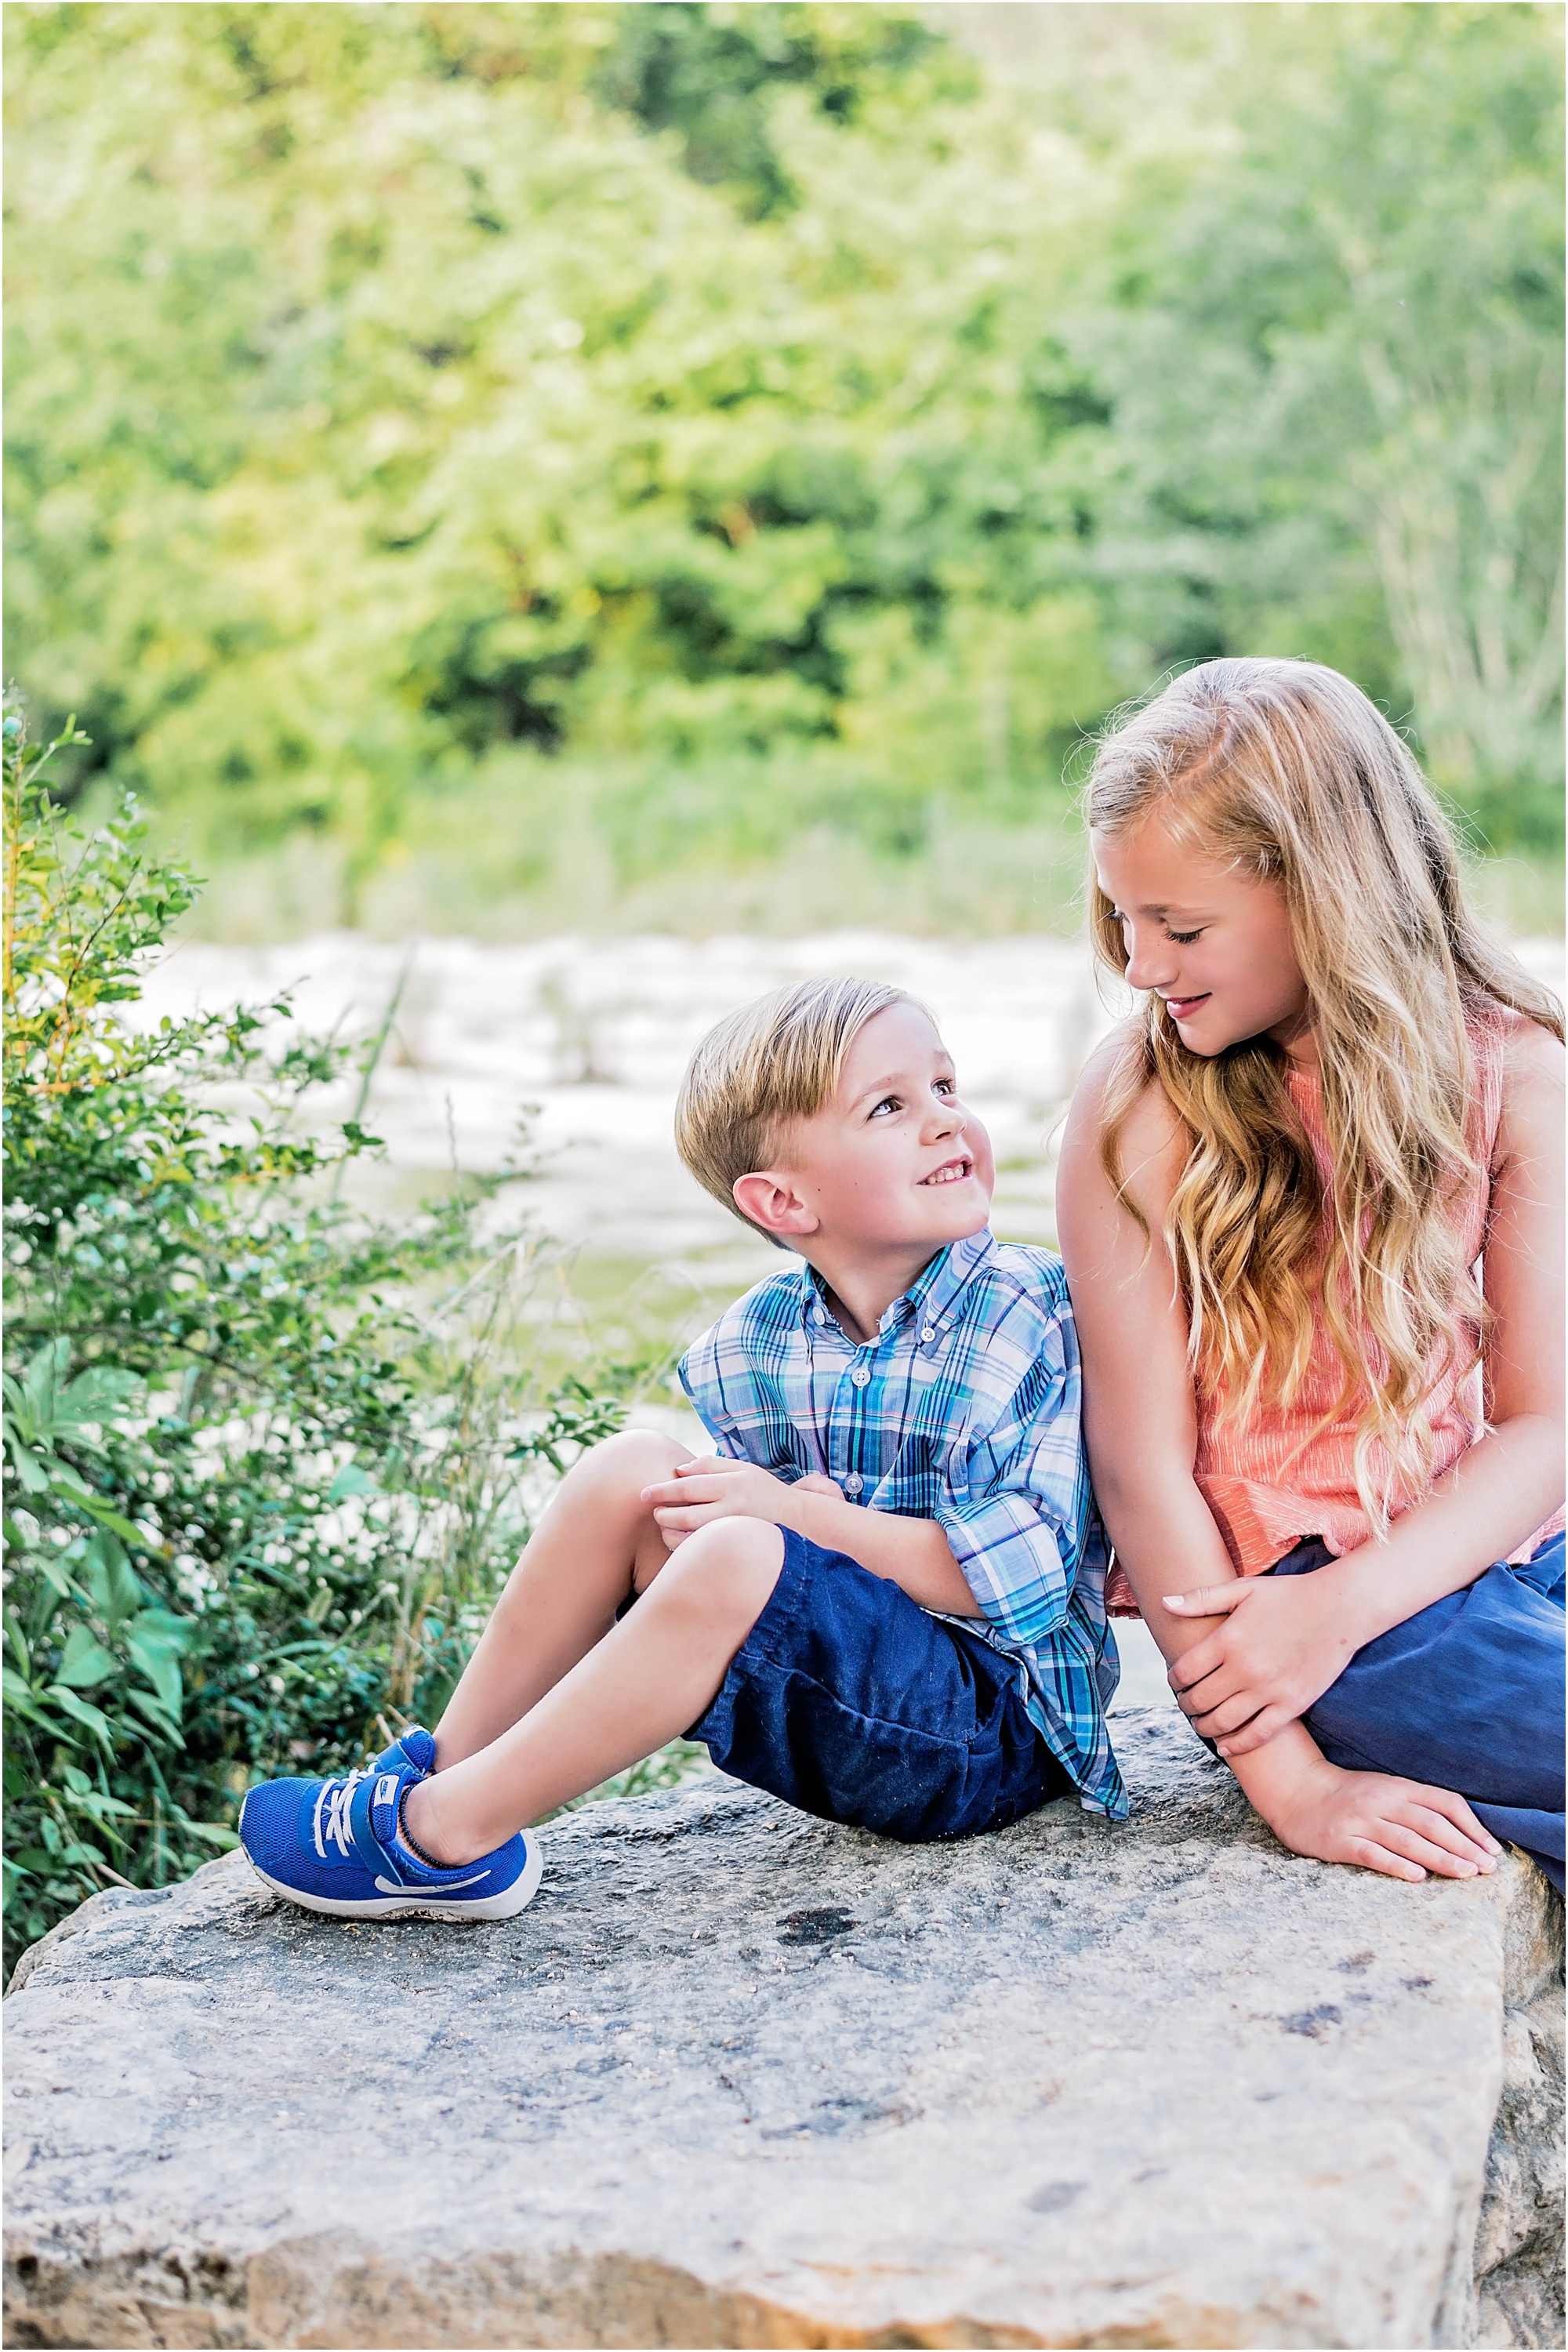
[1086,655,1563,1531]
[677,977,914,1232]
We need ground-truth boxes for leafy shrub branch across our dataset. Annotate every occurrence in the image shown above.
[2,695,639,1973]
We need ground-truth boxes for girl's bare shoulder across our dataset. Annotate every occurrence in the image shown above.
[1067,1026,1189,1204]
[1496,1006,1566,1142]
[1494,1001,1566,1083]
[1472,1001,1564,1186]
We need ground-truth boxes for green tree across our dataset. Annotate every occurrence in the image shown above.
[1065,2,1563,847]
[4,2,1560,933]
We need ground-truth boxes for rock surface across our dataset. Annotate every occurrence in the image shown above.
[5,1711,1562,2351]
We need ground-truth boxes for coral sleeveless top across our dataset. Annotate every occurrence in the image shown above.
[1106,1007,1562,1613]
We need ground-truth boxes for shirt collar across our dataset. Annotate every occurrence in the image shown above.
[798,1228,996,1348]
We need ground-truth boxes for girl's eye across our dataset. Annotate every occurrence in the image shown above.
[869,1094,900,1118]
[1167,927,1203,946]
[933,1078,956,1098]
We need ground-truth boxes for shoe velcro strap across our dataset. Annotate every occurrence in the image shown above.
[347,1771,403,1881]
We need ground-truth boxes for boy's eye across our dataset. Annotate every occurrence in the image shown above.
[869,1094,900,1117]
[933,1077,956,1098]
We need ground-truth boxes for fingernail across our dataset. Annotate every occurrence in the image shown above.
[1161,1595,1183,1608]
[1215,1744,1230,1758]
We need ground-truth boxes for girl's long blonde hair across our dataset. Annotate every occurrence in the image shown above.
[1087,657,1563,1530]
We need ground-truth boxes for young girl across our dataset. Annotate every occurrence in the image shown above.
[1057,657,1564,1889]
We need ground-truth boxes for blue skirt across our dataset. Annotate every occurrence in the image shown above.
[1271,1530,1565,1893]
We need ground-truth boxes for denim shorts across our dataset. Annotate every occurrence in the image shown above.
[686,1527,1071,1843]
[1272,1530,1565,1892]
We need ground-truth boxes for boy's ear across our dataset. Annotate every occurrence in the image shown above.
[731,1170,820,1242]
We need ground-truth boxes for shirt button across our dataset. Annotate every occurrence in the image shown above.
[851,1363,871,1388]
[920,1324,936,1343]
[843,1472,863,1496]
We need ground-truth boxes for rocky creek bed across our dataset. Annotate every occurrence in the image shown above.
[4,1709,1562,2350]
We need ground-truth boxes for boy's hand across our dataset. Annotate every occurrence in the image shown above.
[642,1457,839,1548]
[1257,1752,1501,1882]
[1163,1570,1363,1755]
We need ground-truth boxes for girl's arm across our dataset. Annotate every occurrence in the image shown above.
[1056,1036,1499,1882]
[1163,1018,1565,1755]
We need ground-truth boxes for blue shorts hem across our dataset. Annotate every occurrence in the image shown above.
[689,1526,1069,1843]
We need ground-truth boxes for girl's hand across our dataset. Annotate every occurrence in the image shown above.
[1258,1754,1502,1882]
[643,1457,838,1549]
[1164,1571,1362,1755]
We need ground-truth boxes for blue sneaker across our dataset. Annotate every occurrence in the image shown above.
[238,1755,543,1922]
[365,1723,436,1777]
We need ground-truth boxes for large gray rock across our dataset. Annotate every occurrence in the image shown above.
[5,1711,1562,2351]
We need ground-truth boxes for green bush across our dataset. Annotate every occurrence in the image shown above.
[1,695,648,1975]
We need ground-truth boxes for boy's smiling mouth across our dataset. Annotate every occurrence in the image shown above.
[920,1155,974,1187]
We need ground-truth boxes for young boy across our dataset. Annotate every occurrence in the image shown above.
[239,978,1127,1920]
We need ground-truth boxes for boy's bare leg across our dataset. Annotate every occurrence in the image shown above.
[404,1516,785,1864]
[433,1431,693,1767]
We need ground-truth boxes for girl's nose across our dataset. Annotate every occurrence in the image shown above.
[1123,926,1175,992]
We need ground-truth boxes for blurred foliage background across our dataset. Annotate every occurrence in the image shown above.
[5,0,1563,946]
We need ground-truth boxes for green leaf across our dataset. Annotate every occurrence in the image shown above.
[55,1626,119,1690]
[2,1666,52,1726]
[55,1365,142,1432]
[72,1788,137,1820]
[76,1497,146,1545]
[5,1447,50,1495]
[326,1462,379,1504]
[125,1611,187,1718]
[125,1686,183,1746]
[34,1550,76,1600]
[13,1340,69,1439]
[42,1686,116,1750]
[180,1822,240,1850]
[85,1533,143,1632]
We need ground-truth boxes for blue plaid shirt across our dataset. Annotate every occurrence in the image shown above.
[677,1229,1127,1820]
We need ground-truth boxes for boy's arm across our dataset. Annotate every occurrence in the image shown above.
[655,1281,1099,1634]
[779,1479,985,1614]
[672,1296,982,1612]
[646,1454,983,1615]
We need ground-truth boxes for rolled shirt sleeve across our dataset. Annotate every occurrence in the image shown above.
[932,1314,1091,1648]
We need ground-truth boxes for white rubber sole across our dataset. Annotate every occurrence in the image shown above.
[244,1832,544,1923]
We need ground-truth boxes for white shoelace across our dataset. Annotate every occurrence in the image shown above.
[312,1769,367,1861]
